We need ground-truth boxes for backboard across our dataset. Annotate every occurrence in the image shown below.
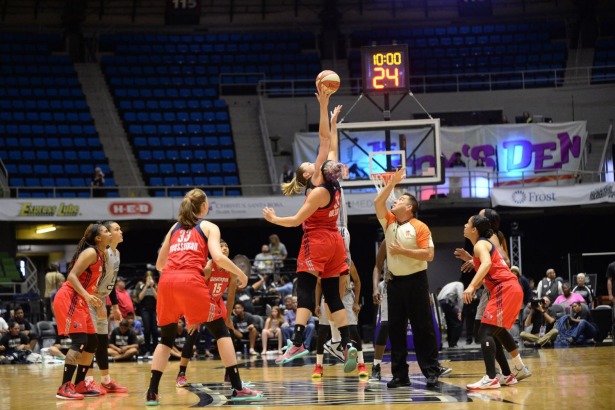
[336,118,444,188]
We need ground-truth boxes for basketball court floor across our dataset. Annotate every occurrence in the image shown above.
[1,344,614,409]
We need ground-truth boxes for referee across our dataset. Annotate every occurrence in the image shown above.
[373,168,450,388]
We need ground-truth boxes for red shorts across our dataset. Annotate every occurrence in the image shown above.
[54,286,96,336]
[481,280,523,329]
[156,271,215,327]
[210,298,228,322]
[297,230,348,278]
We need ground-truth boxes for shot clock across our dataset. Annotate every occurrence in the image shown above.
[361,44,409,94]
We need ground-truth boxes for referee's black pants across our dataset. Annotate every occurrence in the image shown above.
[387,270,440,379]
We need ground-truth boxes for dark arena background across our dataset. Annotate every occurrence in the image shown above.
[0,1,614,409]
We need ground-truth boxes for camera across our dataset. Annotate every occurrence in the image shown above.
[530,298,544,308]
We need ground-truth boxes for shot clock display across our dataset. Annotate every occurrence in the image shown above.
[361,44,409,94]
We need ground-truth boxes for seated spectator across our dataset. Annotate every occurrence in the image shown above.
[169,318,188,361]
[553,282,585,314]
[0,322,30,361]
[254,245,275,276]
[522,111,533,123]
[48,334,74,360]
[449,152,466,168]
[108,319,139,361]
[111,277,135,318]
[126,312,144,349]
[270,275,293,300]
[281,296,315,350]
[234,274,267,314]
[230,302,260,356]
[261,306,284,354]
[555,302,598,346]
[572,273,595,308]
[475,158,486,167]
[519,296,560,347]
[8,306,38,351]
[0,316,8,336]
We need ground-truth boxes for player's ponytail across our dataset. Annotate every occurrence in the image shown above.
[178,188,208,228]
[68,223,103,272]
[281,164,309,196]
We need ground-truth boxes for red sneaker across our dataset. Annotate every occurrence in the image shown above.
[357,363,368,378]
[311,364,324,379]
[74,380,103,397]
[56,382,84,400]
[86,380,107,395]
[101,379,128,393]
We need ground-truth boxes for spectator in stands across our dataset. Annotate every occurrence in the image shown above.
[126,312,144,349]
[450,152,466,168]
[520,296,559,347]
[113,277,135,318]
[281,164,294,184]
[0,322,30,360]
[234,274,267,314]
[562,302,598,345]
[8,306,38,350]
[108,319,139,362]
[475,158,486,167]
[49,334,74,360]
[261,306,284,354]
[269,234,288,271]
[0,316,8,336]
[49,275,66,319]
[91,167,106,197]
[169,318,188,360]
[522,111,533,123]
[553,282,585,313]
[44,264,64,320]
[230,302,260,356]
[572,273,595,308]
[501,115,509,124]
[254,244,275,276]
[281,296,315,350]
[270,275,293,300]
[136,271,158,356]
[536,268,562,304]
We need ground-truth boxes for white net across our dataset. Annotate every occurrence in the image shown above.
[371,173,397,204]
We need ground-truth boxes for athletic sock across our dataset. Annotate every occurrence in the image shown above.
[102,374,111,384]
[316,354,323,365]
[512,354,525,369]
[179,365,187,375]
[373,359,382,366]
[149,370,163,393]
[292,324,306,347]
[358,351,364,363]
[226,365,242,391]
[62,364,77,385]
[74,365,89,385]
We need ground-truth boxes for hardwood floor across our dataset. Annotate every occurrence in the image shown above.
[1,345,614,409]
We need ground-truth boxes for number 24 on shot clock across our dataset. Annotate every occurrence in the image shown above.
[361,44,410,94]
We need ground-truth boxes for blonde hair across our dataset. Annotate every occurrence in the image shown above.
[178,189,207,228]
[281,164,309,196]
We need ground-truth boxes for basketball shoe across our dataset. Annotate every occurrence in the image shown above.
[56,382,84,400]
[101,379,127,393]
[275,342,309,364]
[85,380,107,395]
[496,372,518,386]
[230,386,264,401]
[145,389,159,406]
[312,364,324,379]
[343,343,358,373]
[466,375,501,390]
[323,340,345,362]
[512,365,532,381]
[74,380,103,397]
[357,363,368,378]
[176,372,188,388]
[369,363,381,381]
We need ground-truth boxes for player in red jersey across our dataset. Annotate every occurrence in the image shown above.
[175,239,240,388]
[146,189,263,406]
[54,223,112,400]
[263,88,357,372]
[462,214,524,390]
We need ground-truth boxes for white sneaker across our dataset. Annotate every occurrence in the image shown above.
[513,365,532,381]
[323,340,344,362]
[466,375,500,390]
[496,372,518,386]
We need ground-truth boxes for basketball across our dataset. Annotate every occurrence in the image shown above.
[315,70,340,95]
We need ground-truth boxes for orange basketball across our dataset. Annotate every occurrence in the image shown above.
[315,70,340,95]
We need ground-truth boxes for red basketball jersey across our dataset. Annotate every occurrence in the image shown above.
[164,223,209,274]
[302,185,341,232]
[65,249,104,294]
[207,264,231,303]
[473,241,517,292]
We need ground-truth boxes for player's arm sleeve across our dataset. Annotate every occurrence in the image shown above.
[108,287,118,306]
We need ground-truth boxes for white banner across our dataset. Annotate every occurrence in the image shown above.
[294,122,587,175]
[491,182,615,207]
[0,193,381,221]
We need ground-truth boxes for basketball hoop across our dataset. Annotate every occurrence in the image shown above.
[371,172,397,202]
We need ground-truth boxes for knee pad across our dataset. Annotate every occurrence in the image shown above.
[321,276,344,313]
[159,323,177,348]
[296,272,317,312]
[205,318,230,340]
[83,333,98,354]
